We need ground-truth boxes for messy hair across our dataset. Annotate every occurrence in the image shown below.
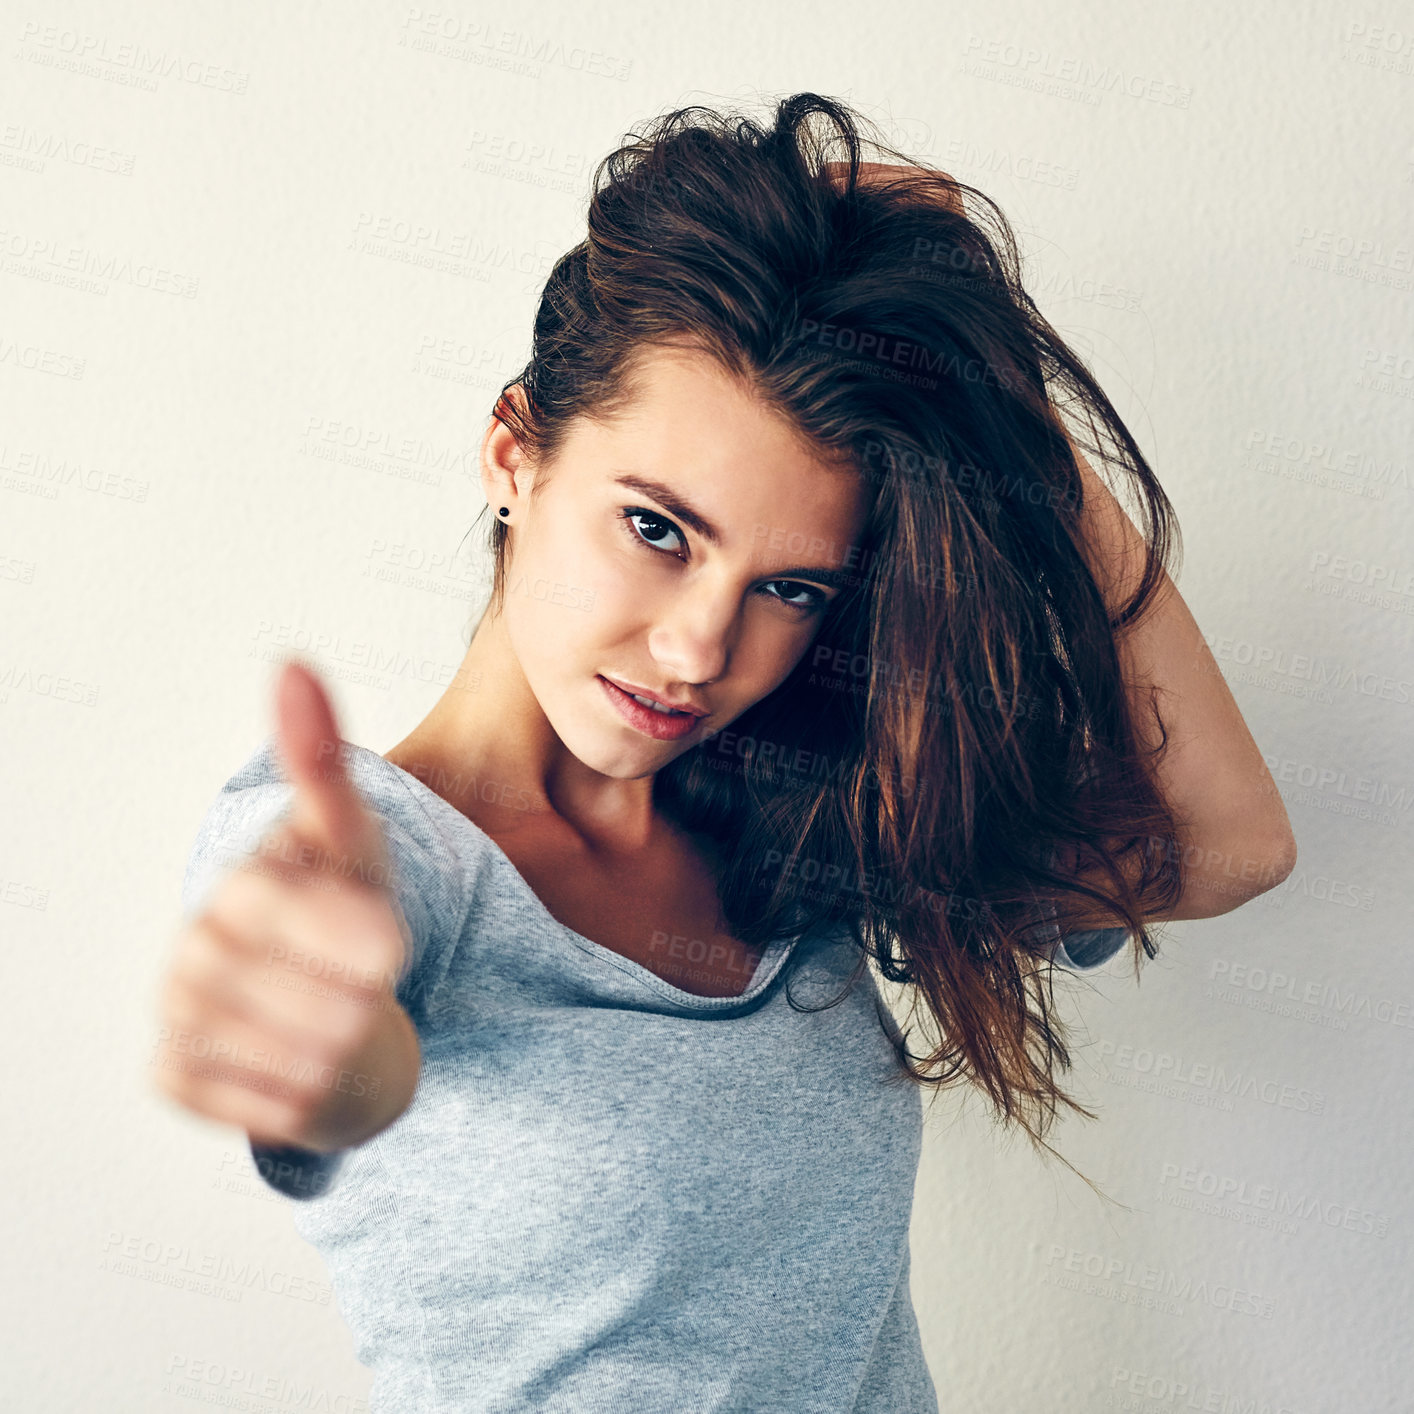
[473,92,1184,1191]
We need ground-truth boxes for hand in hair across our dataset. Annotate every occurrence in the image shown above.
[821,158,965,213]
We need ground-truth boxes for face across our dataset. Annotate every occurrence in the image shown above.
[484,340,870,779]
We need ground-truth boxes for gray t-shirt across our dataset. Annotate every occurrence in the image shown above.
[180,736,1128,1413]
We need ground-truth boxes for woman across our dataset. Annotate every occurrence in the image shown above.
[155,93,1297,1411]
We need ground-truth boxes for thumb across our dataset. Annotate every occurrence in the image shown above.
[272,657,392,890]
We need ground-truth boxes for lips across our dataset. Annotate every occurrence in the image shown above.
[601,676,708,717]
[598,676,705,741]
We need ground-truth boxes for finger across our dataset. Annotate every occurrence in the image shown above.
[164,919,353,1063]
[154,981,312,1115]
[203,864,407,1001]
[272,658,392,891]
[170,910,395,1063]
[155,967,375,1134]
[152,1027,316,1151]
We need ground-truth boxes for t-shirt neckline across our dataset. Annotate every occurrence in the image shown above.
[333,740,800,1012]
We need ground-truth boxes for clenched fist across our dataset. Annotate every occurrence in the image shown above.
[152,659,422,1155]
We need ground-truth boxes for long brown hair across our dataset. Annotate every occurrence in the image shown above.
[473,92,1185,1193]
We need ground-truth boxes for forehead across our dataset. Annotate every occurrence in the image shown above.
[582,340,869,545]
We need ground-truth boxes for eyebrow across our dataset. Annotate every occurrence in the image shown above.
[611,473,860,589]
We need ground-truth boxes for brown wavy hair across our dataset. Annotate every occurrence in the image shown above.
[468,92,1185,1194]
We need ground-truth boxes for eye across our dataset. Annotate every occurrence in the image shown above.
[616,507,829,616]
[760,580,828,614]
[618,507,686,557]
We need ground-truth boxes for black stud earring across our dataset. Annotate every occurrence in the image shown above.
[498,506,509,517]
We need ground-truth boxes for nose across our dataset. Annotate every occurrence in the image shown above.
[645,580,737,688]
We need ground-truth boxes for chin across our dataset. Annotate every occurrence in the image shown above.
[543,701,667,779]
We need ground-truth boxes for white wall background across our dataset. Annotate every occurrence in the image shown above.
[4,0,1411,1409]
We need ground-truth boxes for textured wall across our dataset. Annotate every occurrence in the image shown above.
[4,0,1408,1409]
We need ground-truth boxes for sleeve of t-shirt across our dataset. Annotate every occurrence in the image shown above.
[178,735,465,1200]
[1032,836,1134,973]
[1031,892,1131,972]
[1052,923,1131,971]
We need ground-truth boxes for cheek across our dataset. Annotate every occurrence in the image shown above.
[503,521,612,639]
[504,575,607,662]
[732,620,819,697]
[571,531,667,633]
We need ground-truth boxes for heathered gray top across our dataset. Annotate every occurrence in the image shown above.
[179,735,1128,1414]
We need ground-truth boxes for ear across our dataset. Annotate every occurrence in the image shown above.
[481,386,530,513]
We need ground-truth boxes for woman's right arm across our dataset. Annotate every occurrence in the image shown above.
[153,662,423,1191]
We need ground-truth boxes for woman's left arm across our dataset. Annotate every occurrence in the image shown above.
[827,160,1295,926]
[1064,436,1298,927]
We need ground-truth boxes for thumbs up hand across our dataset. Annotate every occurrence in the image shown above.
[153,659,422,1155]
